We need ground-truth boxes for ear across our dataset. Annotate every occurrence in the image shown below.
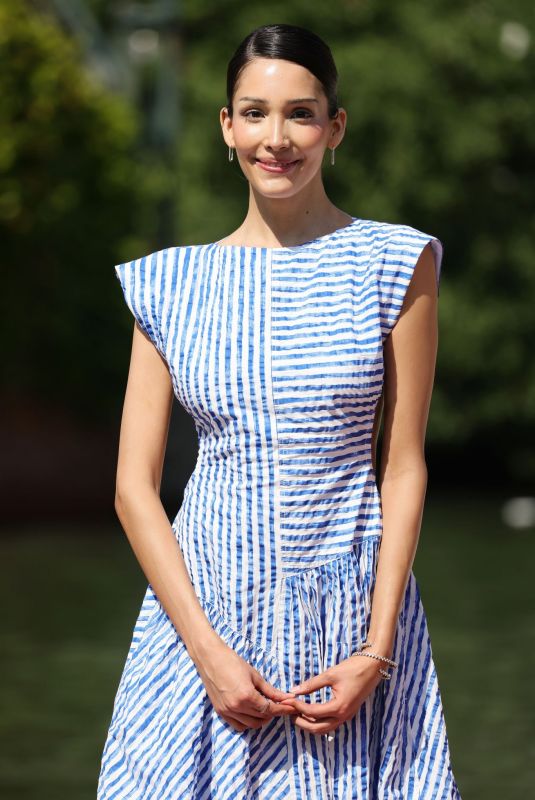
[220,106,235,149]
[330,107,347,149]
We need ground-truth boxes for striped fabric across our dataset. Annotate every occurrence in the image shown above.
[98,217,461,799]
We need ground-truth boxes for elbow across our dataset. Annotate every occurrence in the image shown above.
[114,473,160,514]
[381,455,428,486]
[114,484,127,519]
[114,474,136,516]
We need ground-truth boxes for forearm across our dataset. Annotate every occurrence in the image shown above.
[115,483,221,666]
[366,462,428,657]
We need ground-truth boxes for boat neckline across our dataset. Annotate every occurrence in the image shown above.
[211,217,360,251]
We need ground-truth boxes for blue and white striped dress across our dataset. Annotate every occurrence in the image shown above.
[98,217,462,799]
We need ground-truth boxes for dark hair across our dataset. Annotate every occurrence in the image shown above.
[226,24,339,119]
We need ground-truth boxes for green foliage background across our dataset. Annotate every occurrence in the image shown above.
[1,0,534,483]
[0,0,172,423]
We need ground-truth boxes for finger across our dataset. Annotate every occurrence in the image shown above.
[247,694,299,719]
[269,703,299,717]
[227,710,267,728]
[288,673,331,695]
[222,715,248,732]
[294,715,340,734]
[253,673,296,700]
[230,704,296,727]
[282,696,340,717]
[274,703,316,722]
[249,694,277,718]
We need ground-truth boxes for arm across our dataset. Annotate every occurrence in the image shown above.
[115,320,297,730]
[114,320,221,664]
[366,242,439,658]
[277,241,441,732]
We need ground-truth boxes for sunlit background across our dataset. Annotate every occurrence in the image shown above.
[1,1,534,798]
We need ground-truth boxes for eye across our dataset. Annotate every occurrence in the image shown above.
[291,108,314,119]
[242,109,264,120]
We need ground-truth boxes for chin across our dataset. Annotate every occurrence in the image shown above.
[251,183,302,199]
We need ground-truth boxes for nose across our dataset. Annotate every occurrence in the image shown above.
[264,115,290,150]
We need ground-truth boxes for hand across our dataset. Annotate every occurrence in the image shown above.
[279,655,385,735]
[196,639,298,733]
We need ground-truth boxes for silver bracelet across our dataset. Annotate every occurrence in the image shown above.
[350,649,398,669]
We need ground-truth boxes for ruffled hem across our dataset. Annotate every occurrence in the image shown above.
[98,536,461,799]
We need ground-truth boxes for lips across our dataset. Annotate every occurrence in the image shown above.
[255,158,301,173]
[256,158,299,165]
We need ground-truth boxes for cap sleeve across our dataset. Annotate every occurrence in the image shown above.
[374,224,444,341]
[114,253,165,356]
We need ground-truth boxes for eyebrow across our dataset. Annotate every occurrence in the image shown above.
[237,96,319,104]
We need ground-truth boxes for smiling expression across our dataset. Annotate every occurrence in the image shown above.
[220,58,346,198]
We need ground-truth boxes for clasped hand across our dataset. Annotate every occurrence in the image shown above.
[279,655,384,735]
[199,638,384,735]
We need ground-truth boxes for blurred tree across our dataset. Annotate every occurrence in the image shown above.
[0,0,170,424]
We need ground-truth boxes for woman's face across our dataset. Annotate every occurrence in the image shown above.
[220,58,346,198]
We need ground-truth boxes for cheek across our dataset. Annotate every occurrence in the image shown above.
[231,119,260,146]
[298,125,328,150]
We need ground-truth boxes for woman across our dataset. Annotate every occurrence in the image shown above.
[98,23,462,800]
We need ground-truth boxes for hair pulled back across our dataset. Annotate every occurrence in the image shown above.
[226,24,339,119]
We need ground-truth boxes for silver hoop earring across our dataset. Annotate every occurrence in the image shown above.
[331,147,336,166]
[228,146,234,162]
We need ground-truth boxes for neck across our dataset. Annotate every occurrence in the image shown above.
[238,180,350,248]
